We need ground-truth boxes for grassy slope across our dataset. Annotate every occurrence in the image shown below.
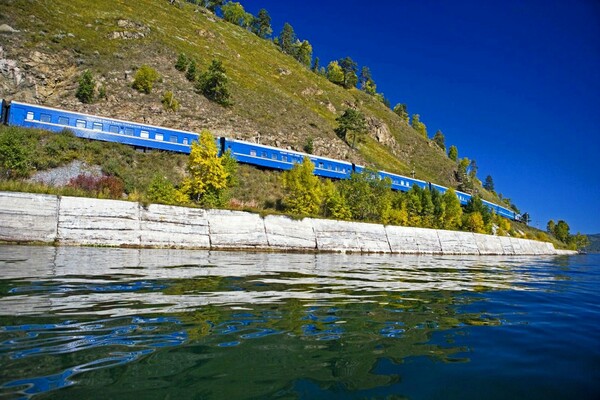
[1,0,503,204]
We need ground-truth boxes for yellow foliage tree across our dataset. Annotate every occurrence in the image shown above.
[282,157,323,216]
[441,188,463,230]
[181,130,229,206]
[463,212,485,233]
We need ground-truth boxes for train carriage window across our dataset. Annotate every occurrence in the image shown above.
[282,155,288,162]
[92,122,103,131]
[319,162,324,169]
[183,137,189,145]
[156,133,164,141]
[76,119,86,128]
[140,130,149,139]
[124,128,134,136]
[250,150,257,156]
[261,151,267,158]
[58,117,69,126]
[109,125,119,133]
[327,164,332,170]
[169,135,178,143]
[271,153,277,160]
[26,112,34,120]
[40,114,51,123]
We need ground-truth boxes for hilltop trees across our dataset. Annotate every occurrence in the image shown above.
[279,23,296,56]
[359,66,377,95]
[448,145,458,161]
[251,8,272,39]
[222,1,252,28]
[433,130,446,151]
[393,104,409,123]
[411,114,428,138]
[326,61,344,85]
[484,175,495,192]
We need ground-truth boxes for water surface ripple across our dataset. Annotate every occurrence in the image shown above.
[0,245,598,399]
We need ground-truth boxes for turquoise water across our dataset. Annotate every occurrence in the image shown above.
[0,246,598,399]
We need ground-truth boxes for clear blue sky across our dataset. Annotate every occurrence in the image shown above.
[245,0,600,234]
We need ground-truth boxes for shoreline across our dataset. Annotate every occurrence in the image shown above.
[0,191,576,256]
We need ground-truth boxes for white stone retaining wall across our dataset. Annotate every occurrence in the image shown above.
[0,192,576,255]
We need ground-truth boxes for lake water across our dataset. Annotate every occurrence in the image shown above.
[0,245,598,399]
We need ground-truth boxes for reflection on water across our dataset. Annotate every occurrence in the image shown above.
[0,246,598,399]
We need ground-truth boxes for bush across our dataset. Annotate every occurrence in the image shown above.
[67,174,124,199]
[175,52,189,72]
[186,59,197,82]
[0,127,35,179]
[132,65,160,94]
[161,91,180,112]
[76,70,95,103]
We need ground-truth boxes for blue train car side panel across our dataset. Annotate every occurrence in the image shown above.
[223,138,353,179]
[8,101,197,154]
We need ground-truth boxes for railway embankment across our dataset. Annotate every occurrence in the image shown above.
[0,191,576,255]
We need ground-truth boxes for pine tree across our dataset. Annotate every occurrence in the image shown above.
[294,40,312,68]
[335,108,367,148]
[279,23,296,55]
[433,130,446,151]
[311,57,320,73]
[76,70,95,103]
[175,53,189,71]
[251,8,272,38]
[393,103,409,122]
[483,175,495,192]
[448,145,458,161]
[196,59,231,106]
[186,59,198,82]
[411,114,427,138]
[338,57,358,89]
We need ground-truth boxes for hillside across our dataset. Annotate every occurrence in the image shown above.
[0,0,505,203]
[584,234,600,253]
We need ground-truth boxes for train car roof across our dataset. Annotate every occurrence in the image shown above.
[378,169,428,185]
[9,100,199,137]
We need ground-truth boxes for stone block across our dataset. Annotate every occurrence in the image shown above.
[437,230,480,255]
[264,215,316,250]
[474,233,505,255]
[0,191,58,242]
[206,209,268,249]
[311,219,390,253]
[140,204,210,249]
[58,196,140,246]
[386,226,441,254]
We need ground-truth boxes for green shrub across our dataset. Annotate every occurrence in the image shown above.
[76,70,95,103]
[175,52,189,72]
[132,65,160,94]
[196,59,231,106]
[186,59,197,82]
[161,91,180,112]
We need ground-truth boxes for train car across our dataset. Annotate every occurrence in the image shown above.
[6,101,198,154]
[481,198,517,220]
[378,170,428,192]
[0,99,8,125]
[222,138,353,180]
[429,183,448,195]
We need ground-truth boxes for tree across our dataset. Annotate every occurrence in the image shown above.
[464,195,492,228]
[570,233,590,250]
[554,220,570,243]
[147,174,187,205]
[311,57,320,73]
[221,2,252,28]
[181,130,229,206]
[433,130,445,151]
[251,8,272,39]
[282,157,323,215]
[393,103,409,122]
[279,23,296,55]
[321,180,351,220]
[463,212,485,233]
[411,114,427,138]
[132,65,160,94]
[441,188,463,230]
[76,70,95,103]
[338,56,358,89]
[483,175,495,192]
[468,159,478,182]
[546,220,556,235]
[196,59,231,106]
[326,61,344,86]
[186,59,198,82]
[360,66,377,95]
[448,145,458,161]
[335,108,367,149]
[204,0,225,13]
[340,168,392,222]
[175,53,189,72]
[294,40,312,68]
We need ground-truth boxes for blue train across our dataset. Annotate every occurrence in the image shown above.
[0,99,519,220]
